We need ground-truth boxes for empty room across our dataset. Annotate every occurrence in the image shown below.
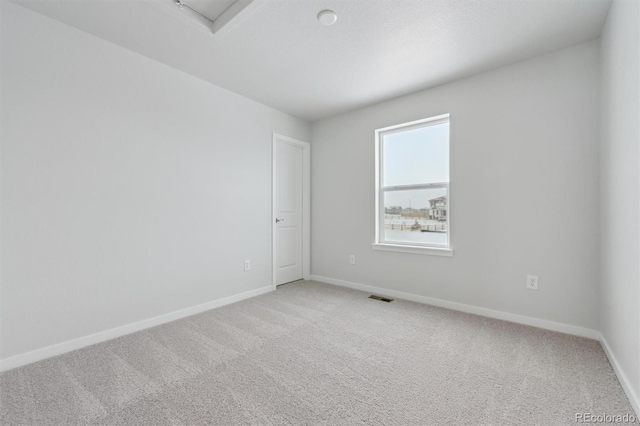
[0,0,638,424]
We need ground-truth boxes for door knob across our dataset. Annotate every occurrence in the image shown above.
[275,218,284,223]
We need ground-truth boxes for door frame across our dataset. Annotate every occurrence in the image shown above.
[272,133,311,288]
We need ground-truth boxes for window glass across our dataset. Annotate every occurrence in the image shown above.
[383,187,448,246]
[376,116,450,250]
[383,122,449,187]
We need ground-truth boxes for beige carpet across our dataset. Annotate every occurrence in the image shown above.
[0,280,635,425]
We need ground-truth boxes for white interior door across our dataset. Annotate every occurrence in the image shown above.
[274,138,303,285]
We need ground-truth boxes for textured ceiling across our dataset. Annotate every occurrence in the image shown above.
[14,0,612,121]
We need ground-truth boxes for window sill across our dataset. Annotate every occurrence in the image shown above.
[371,243,454,257]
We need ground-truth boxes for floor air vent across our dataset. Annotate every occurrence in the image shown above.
[369,295,394,303]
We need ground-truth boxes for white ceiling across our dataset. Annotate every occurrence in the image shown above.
[14,0,612,121]
[182,0,235,21]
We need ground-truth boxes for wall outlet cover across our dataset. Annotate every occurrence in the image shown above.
[527,275,538,290]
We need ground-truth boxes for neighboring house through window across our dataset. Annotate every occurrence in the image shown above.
[373,114,452,256]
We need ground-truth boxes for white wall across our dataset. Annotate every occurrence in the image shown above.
[311,41,601,330]
[599,0,640,407]
[0,2,309,360]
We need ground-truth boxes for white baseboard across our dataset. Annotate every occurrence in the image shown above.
[0,285,274,373]
[309,274,600,339]
[599,334,640,417]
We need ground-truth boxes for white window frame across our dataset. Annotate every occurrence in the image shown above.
[372,114,453,257]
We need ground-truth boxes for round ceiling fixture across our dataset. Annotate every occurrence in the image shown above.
[317,10,337,26]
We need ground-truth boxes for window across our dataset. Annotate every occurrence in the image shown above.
[373,114,452,256]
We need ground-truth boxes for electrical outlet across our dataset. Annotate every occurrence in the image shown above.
[349,255,355,265]
[244,260,251,271]
[526,275,538,290]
